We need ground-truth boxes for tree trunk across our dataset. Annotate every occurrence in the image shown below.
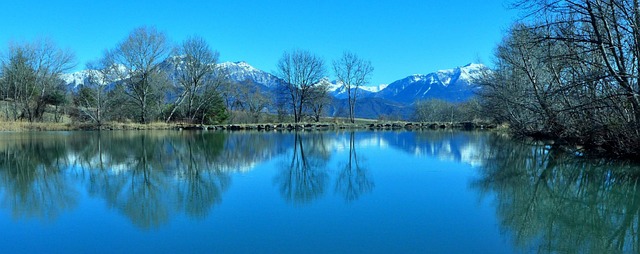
[166,90,187,123]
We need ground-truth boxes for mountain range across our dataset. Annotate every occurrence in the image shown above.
[61,60,487,120]
[375,63,485,103]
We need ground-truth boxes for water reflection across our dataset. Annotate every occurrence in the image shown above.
[275,132,330,204]
[473,135,640,253]
[274,131,375,204]
[66,132,233,228]
[0,132,241,228]
[0,134,77,220]
[0,131,507,227]
[3,129,640,253]
[335,131,374,202]
[411,131,488,166]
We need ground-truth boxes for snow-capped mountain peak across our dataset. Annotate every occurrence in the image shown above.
[458,63,487,82]
[375,63,487,103]
[218,61,282,88]
[60,69,108,89]
[360,84,388,93]
[219,61,256,71]
[61,71,91,87]
[326,79,388,99]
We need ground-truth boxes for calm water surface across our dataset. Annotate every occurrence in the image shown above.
[0,130,639,253]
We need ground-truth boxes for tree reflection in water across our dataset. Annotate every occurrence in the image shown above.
[12,128,640,251]
[171,132,230,219]
[473,135,640,253]
[0,133,78,220]
[0,131,237,229]
[76,131,232,229]
[275,132,330,205]
[92,133,175,229]
[335,131,373,202]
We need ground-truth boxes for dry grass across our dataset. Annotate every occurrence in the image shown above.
[0,121,181,131]
[0,121,74,131]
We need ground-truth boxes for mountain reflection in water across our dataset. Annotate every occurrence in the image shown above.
[0,130,639,253]
[0,131,482,226]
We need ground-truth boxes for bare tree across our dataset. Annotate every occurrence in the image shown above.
[306,79,331,122]
[218,79,241,123]
[103,27,170,124]
[333,52,373,123]
[237,80,270,123]
[219,79,272,124]
[273,82,291,122]
[1,47,33,121]
[414,99,459,122]
[482,0,640,157]
[0,39,75,122]
[74,60,119,125]
[276,49,326,123]
[166,36,222,123]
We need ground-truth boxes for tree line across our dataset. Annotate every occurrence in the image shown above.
[480,0,640,158]
[0,27,374,125]
[412,98,483,123]
[0,39,74,122]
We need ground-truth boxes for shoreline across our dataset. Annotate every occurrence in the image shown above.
[3,121,637,161]
[0,121,499,132]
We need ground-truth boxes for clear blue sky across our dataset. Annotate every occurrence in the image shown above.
[0,0,515,86]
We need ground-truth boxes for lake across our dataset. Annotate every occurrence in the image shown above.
[0,130,638,253]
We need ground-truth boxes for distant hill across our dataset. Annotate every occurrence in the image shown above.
[327,97,413,120]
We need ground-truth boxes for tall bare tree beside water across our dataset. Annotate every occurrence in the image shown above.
[102,27,170,124]
[276,49,326,123]
[306,78,331,122]
[74,59,120,125]
[166,36,226,123]
[333,52,373,123]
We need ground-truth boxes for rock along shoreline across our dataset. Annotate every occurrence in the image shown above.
[179,122,498,131]
[0,121,498,131]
